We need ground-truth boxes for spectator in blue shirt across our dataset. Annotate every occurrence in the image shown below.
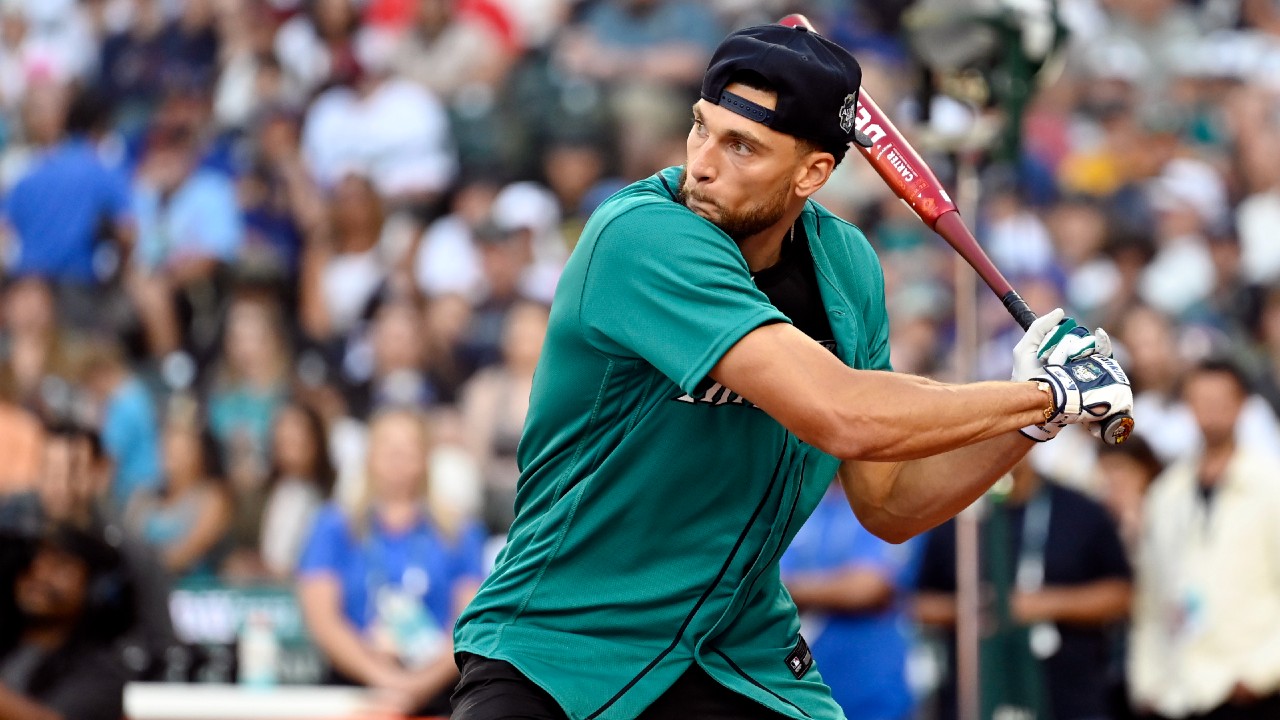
[128,121,244,358]
[781,482,923,720]
[2,83,135,330]
[297,407,486,717]
[131,123,242,279]
[81,341,161,513]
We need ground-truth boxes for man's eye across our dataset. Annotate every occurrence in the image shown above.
[730,141,752,155]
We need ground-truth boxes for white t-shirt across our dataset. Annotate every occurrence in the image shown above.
[273,16,333,97]
[1139,237,1215,316]
[414,215,482,299]
[302,78,457,198]
[1237,189,1280,285]
[259,477,324,578]
[321,249,384,336]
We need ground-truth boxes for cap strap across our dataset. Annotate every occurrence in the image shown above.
[718,90,775,126]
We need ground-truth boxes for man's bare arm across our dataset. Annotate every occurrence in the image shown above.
[710,322,1048,462]
[712,322,1048,542]
[838,433,1034,542]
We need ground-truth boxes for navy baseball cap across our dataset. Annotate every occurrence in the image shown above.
[701,24,873,153]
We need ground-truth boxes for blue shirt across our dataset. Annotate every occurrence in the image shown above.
[298,504,487,631]
[102,377,162,511]
[4,138,132,283]
[133,169,243,270]
[780,487,922,720]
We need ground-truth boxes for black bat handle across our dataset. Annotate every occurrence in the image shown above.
[1000,290,1039,332]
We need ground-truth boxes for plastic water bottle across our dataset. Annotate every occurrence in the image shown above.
[237,611,279,689]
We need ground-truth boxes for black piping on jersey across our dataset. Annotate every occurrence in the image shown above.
[585,439,794,719]
[710,648,812,718]
[549,359,616,504]
[555,361,666,504]
[701,455,810,718]
[504,359,618,626]
[729,455,807,618]
[658,171,677,199]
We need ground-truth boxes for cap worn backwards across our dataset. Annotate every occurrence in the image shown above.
[701,24,873,153]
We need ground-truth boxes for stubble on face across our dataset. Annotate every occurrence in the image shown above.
[676,167,792,242]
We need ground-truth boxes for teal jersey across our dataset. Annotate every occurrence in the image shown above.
[454,166,892,720]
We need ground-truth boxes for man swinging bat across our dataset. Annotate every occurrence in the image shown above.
[451,23,1134,720]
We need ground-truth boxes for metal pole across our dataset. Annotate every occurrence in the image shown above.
[953,147,984,720]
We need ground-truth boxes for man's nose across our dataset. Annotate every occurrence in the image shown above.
[687,141,718,184]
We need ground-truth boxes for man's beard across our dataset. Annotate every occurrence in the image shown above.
[676,168,791,241]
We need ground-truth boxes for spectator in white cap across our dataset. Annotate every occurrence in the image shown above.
[490,181,566,305]
[1139,157,1226,316]
[413,180,565,306]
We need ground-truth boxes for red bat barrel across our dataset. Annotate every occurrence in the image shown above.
[779,14,957,229]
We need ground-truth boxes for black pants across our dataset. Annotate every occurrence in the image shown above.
[451,653,790,720]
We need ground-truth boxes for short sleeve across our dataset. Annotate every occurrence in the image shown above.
[296,504,350,578]
[580,203,788,394]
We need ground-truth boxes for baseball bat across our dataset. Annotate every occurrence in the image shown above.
[779,13,1134,445]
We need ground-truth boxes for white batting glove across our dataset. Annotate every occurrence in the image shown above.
[1013,309,1116,441]
[1020,415,1069,443]
[1011,309,1068,382]
[1030,355,1134,430]
[1011,309,1113,380]
[1043,326,1112,365]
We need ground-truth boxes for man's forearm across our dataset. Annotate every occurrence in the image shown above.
[1014,579,1132,625]
[841,432,1034,542]
[785,567,894,614]
[828,373,1049,462]
[912,591,959,626]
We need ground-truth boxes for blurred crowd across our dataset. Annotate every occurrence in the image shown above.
[1,0,1280,718]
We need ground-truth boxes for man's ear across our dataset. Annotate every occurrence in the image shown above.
[794,151,835,199]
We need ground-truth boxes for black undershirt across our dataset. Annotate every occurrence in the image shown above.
[752,223,834,349]
[655,169,834,350]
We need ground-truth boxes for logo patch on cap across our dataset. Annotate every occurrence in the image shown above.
[838,94,857,134]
